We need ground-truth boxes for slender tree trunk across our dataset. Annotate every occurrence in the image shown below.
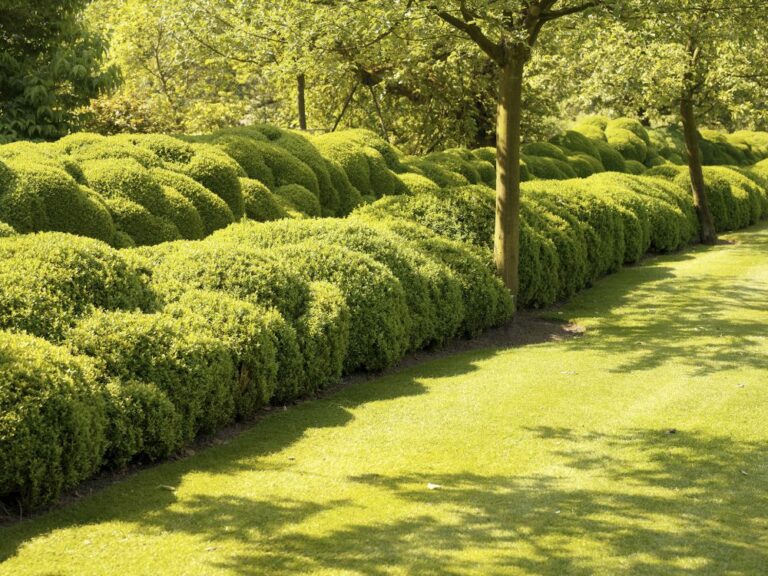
[297,74,307,131]
[680,96,716,244]
[494,54,525,297]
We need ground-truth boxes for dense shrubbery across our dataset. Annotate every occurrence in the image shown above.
[3,117,768,511]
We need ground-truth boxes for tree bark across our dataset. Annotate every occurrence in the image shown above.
[680,88,717,245]
[494,54,525,297]
[297,74,307,131]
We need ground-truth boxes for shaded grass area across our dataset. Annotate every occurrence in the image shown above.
[1,225,768,575]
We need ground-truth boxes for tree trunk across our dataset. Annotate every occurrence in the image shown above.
[680,92,717,244]
[494,54,525,297]
[297,74,307,131]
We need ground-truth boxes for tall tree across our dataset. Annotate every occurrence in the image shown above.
[414,1,605,295]
[0,0,118,140]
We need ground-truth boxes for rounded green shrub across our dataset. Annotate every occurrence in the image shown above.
[551,130,601,159]
[369,218,513,336]
[211,135,276,189]
[425,151,482,185]
[607,118,651,146]
[325,158,363,215]
[275,184,321,217]
[244,139,320,197]
[522,142,568,162]
[0,221,16,236]
[624,160,647,175]
[161,186,205,240]
[572,123,606,142]
[606,128,648,163]
[406,160,470,188]
[217,218,464,351]
[522,155,577,180]
[101,379,182,469]
[144,241,311,322]
[472,147,496,164]
[267,241,410,373]
[0,160,116,243]
[295,281,350,394]
[567,154,602,178]
[165,290,280,417]
[151,168,235,235]
[593,140,627,173]
[104,196,182,246]
[81,158,172,216]
[241,177,288,222]
[175,145,245,219]
[114,134,195,164]
[0,233,157,340]
[397,173,441,195]
[0,331,107,509]
[70,310,235,442]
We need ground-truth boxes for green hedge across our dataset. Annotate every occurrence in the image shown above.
[0,233,156,340]
[0,331,107,509]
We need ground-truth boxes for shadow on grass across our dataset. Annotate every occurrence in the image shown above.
[559,226,768,375]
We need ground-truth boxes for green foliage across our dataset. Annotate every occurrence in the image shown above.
[103,196,181,246]
[606,128,648,163]
[275,184,322,217]
[0,232,156,340]
[593,140,627,173]
[151,168,235,235]
[0,0,118,140]
[0,221,16,236]
[174,146,245,219]
[624,160,648,175]
[70,310,235,443]
[267,241,410,373]
[240,178,288,222]
[522,142,568,162]
[523,155,577,180]
[406,160,470,188]
[0,331,107,509]
[0,159,115,243]
[396,173,441,195]
[164,290,279,419]
[162,186,205,240]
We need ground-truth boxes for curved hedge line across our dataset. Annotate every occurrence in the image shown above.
[3,119,768,511]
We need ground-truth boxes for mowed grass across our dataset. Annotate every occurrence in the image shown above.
[2,226,768,576]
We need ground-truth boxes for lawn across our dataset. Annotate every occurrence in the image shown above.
[1,224,767,575]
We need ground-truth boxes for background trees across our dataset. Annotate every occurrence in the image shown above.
[0,0,118,140]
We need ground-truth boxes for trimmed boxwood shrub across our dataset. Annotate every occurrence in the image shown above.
[0,331,107,509]
[325,158,363,216]
[522,142,568,162]
[165,290,280,418]
[211,134,276,189]
[70,310,235,442]
[704,166,765,226]
[472,147,496,164]
[266,241,411,373]
[275,184,322,217]
[81,158,173,217]
[606,127,648,163]
[0,160,116,243]
[593,139,627,173]
[295,281,351,394]
[104,196,182,246]
[162,186,205,240]
[523,155,577,180]
[114,134,195,164]
[425,151,482,185]
[552,130,601,159]
[405,159,470,188]
[0,233,157,340]
[624,160,647,175]
[240,139,320,197]
[100,379,182,469]
[174,145,245,219]
[0,221,16,236]
[215,219,464,350]
[151,168,234,235]
[397,173,441,195]
[567,154,603,178]
[364,217,513,335]
[241,177,288,222]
